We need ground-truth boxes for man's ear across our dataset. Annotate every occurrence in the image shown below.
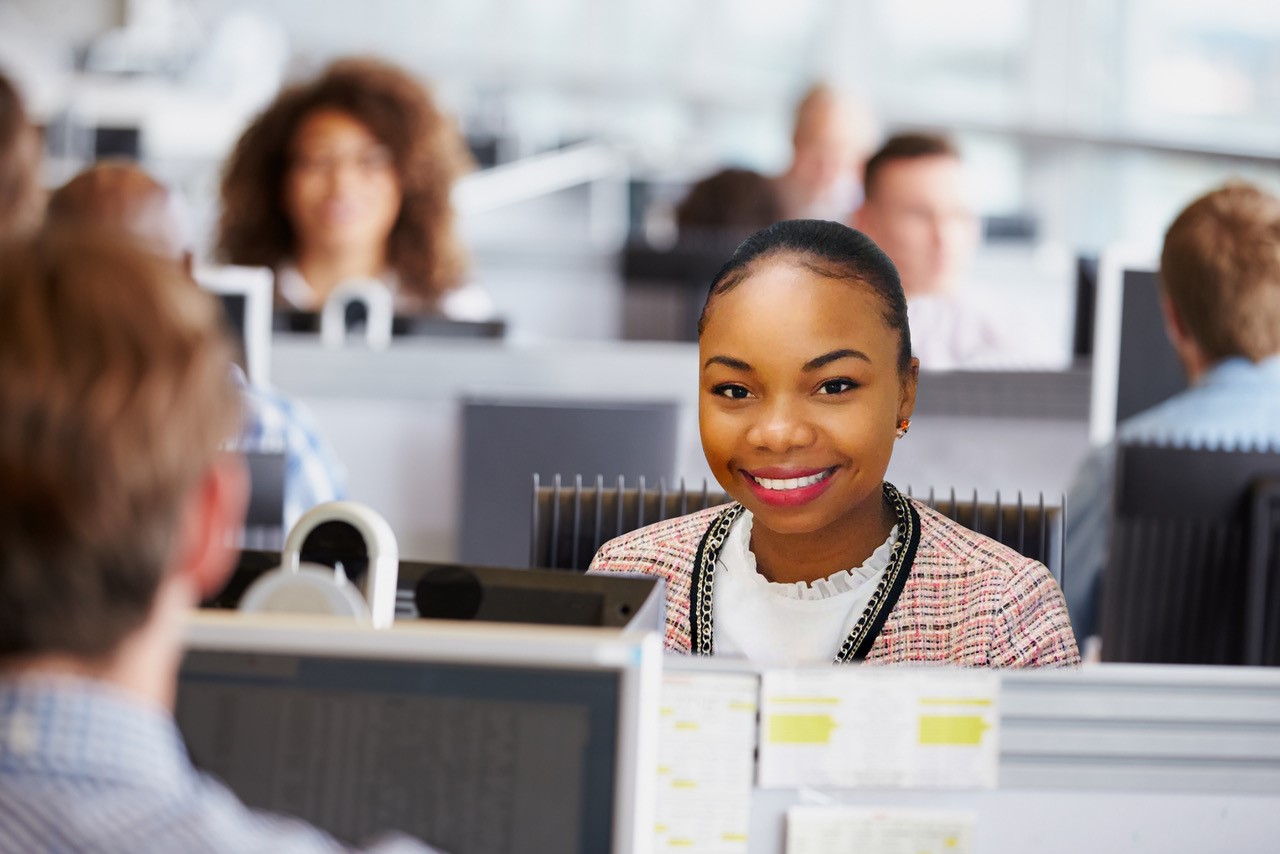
[899,357,920,420]
[171,453,250,603]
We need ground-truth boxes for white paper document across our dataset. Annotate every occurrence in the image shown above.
[758,669,999,789]
[786,806,975,854]
[653,671,759,852]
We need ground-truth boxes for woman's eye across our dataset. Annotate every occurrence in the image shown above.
[359,148,394,171]
[712,384,751,400]
[292,154,328,172]
[818,379,857,395]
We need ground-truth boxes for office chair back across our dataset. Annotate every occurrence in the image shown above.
[1101,443,1280,666]
[531,476,1066,579]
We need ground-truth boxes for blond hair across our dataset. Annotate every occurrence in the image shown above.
[0,229,240,659]
[1161,183,1280,362]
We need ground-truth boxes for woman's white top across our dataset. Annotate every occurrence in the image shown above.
[275,263,497,321]
[712,509,898,666]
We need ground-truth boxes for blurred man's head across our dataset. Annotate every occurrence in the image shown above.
[1160,183,1280,380]
[853,133,979,298]
[47,161,188,267]
[0,230,245,684]
[781,84,878,219]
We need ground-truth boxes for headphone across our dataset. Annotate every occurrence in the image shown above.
[237,500,399,628]
[320,279,394,350]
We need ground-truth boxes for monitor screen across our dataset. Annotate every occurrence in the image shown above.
[195,265,274,387]
[216,292,248,357]
[1089,257,1189,444]
[175,617,658,854]
[1114,270,1188,424]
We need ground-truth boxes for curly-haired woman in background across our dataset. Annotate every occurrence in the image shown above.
[217,58,491,319]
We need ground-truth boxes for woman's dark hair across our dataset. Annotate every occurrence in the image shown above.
[216,57,472,307]
[697,219,912,372]
[676,167,784,240]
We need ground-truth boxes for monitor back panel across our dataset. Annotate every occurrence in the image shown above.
[1115,270,1187,424]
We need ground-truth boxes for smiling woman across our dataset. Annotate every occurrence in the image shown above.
[590,219,1079,667]
[217,58,473,313]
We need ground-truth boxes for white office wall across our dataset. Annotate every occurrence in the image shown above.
[4,0,1278,255]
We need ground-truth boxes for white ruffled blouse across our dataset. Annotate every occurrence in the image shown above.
[712,509,898,666]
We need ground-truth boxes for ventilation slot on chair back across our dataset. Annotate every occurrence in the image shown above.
[531,475,1065,582]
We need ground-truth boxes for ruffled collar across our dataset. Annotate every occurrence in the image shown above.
[721,510,898,601]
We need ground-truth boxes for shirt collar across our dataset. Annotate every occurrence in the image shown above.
[1200,354,1280,387]
[0,674,191,791]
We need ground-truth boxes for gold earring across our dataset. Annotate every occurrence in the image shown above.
[895,418,911,439]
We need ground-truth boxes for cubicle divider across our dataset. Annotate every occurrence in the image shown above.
[182,604,1278,853]
[268,337,1097,562]
[656,659,1280,854]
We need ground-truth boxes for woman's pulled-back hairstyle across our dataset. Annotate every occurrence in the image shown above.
[698,219,913,372]
[217,57,472,307]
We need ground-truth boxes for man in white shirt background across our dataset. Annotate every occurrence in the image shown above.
[774,83,880,223]
[853,132,1009,370]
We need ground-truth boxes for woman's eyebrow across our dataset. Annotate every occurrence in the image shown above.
[703,355,752,371]
[802,349,872,372]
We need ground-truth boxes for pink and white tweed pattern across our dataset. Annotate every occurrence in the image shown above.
[588,498,1080,667]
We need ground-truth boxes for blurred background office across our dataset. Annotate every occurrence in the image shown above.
[3,0,1277,344]
[2,0,1278,564]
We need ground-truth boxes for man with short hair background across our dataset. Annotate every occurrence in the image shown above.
[1063,183,1280,643]
[853,132,1008,369]
[0,229,432,852]
[774,83,879,222]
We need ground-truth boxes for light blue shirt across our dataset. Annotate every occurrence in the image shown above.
[231,366,347,531]
[0,675,435,854]
[1064,355,1280,639]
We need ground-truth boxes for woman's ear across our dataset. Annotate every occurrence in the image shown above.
[898,357,920,421]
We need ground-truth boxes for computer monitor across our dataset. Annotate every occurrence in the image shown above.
[206,552,666,633]
[273,308,506,339]
[459,397,680,568]
[177,612,661,854]
[195,264,274,387]
[1088,250,1188,444]
[241,452,286,551]
[1072,254,1098,359]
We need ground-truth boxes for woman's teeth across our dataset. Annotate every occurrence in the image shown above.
[750,470,832,491]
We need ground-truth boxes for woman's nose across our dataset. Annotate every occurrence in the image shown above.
[745,399,818,452]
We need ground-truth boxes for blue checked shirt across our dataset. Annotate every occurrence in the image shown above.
[232,368,347,531]
[0,675,437,854]
[1064,355,1280,640]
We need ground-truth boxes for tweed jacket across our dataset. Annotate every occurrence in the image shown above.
[589,484,1080,667]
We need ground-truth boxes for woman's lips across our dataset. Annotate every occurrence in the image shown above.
[741,466,838,507]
